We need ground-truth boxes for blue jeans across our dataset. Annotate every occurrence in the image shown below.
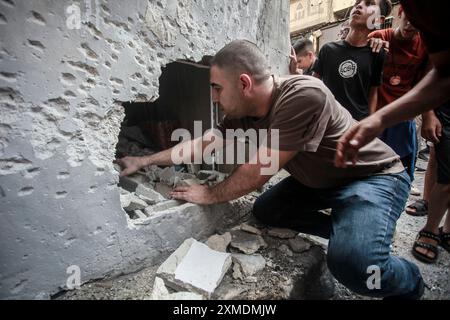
[253,171,423,298]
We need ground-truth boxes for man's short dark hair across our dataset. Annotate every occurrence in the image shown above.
[210,40,271,83]
[292,38,314,56]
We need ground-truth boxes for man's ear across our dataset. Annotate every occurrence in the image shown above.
[239,74,252,95]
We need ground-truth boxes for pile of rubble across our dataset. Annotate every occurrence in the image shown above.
[151,223,335,300]
[117,165,227,222]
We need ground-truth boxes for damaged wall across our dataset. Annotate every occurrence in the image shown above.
[0,0,290,299]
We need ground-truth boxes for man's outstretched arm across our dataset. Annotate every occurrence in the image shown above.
[170,148,298,205]
[117,131,222,176]
[335,49,450,167]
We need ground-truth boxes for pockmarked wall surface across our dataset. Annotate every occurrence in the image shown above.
[0,0,290,299]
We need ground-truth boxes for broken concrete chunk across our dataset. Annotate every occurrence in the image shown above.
[278,244,293,257]
[143,165,163,182]
[118,187,130,195]
[239,223,262,235]
[244,276,258,283]
[144,200,184,215]
[232,263,244,280]
[267,228,298,239]
[196,170,217,181]
[174,178,203,188]
[150,277,203,300]
[232,253,266,277]
[120,193,131,208]
[118,174,148,192]
[120,193,147,211]
[288,236,311,253]
[156,238,232,298]
[113,163,122,173]
[159,167,178,186]
[150,277,169,300]
[206,232,232,252]
[213,283,245,300]
[135,184,165,204]
[155,182,172,199]
[196,170,227,182]
[133,209,147,219]
[229,230,267,254]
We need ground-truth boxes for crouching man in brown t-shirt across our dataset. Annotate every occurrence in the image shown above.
[118,40,424,299]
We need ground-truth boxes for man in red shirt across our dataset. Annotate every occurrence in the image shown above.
[336,0,450,163]
[368,7,429,181]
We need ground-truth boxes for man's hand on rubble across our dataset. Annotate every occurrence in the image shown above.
[116,156,147,177]
[170,184,216,205]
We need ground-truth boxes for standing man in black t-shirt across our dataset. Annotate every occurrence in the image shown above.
[313,0,392,121]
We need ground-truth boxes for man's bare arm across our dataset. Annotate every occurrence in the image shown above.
[170,148,298,204]
[117,131,224,176]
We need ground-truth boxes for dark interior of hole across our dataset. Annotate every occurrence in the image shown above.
[116,60,213,159]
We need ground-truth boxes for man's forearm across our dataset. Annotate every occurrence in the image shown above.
[141,137,205,167]
[378,68,450,128]
[209,163,272,203]
[141,148,174,166]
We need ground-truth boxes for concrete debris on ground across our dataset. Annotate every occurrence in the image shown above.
[206,232,232,252]
[233,223,263,235]
[156,238,232,298]
[231,253,266,278]
[289,236,311,253]
[116,159,228,221]
[267,227,299,239]
[229,230,267,254]
[150,277,203,300]
[120,193,147,212]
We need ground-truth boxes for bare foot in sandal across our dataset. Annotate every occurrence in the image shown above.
[405,199,428,216]
[412,229,440,263]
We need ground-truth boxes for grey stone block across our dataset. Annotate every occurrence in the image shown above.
[267,228,299,239]
[156,238,232,298]
[120,193,147,211]
[205,232,232,252]
[144,200,184,216]
[229,230,267,254]
[135,184,165,204]
[150,277,203,300]
[232,253,266,277]
[288,236,311,253]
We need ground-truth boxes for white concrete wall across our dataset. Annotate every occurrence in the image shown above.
[0,0,290,299]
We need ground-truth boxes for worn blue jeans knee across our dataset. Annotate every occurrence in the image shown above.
[252,170,422,298]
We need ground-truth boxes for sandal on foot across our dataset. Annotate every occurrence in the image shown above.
[412,229,440,263]
[405,199,428,216]
[439,227,450,254]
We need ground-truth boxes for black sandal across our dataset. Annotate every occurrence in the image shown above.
[412,229,440,263]
[405,199,428,216]
[439,227,450,254]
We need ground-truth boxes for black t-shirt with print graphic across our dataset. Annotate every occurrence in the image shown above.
[313,40,386,121]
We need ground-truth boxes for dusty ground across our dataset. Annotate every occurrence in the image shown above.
[57,160,449,300]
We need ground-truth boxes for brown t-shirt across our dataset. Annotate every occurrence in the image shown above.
[218,75,404,188]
